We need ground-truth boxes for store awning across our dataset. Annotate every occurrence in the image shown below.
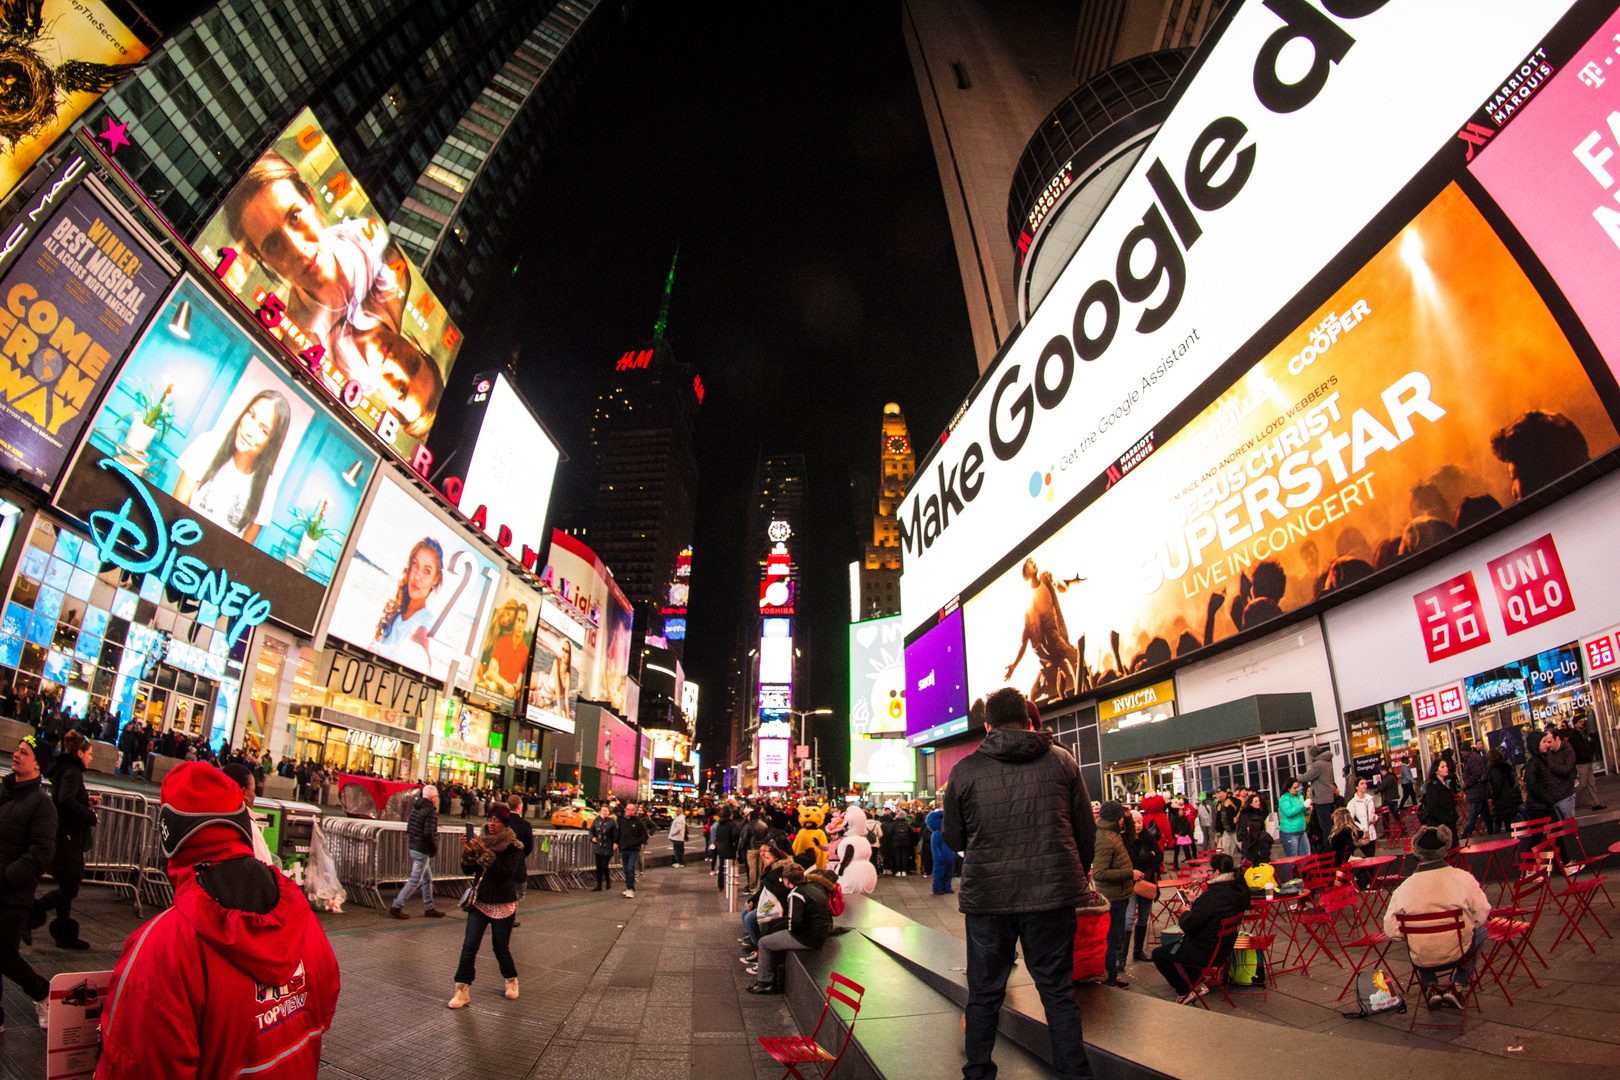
[1101,693,1316,764]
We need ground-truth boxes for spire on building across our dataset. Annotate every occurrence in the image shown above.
[653,244,679,345]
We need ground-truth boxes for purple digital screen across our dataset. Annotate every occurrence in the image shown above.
[905,608,968,746]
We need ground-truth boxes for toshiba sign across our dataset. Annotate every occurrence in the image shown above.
[898,0,1573,637]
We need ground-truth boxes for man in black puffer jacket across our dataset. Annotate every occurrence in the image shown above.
[944,688,1095,1080]
[391,785,444,918]
[0,737,56,1030]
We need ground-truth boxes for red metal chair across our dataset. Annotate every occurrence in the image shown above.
[759,972,865,1080]
[1393,909,1477,1034]
[1545,818,1613,907]
[1174,914,1246,1010]
[1509,816,1552,851]
[1293,884,1357,974]
[1226,931,1275,1004]
[1478,871,1548,1004]
[1536,838,1611,954]
[1336,919,1394,1002]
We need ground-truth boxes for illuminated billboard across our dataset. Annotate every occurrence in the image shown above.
[758,737,790,788]
[449,372,560,565]
[760,544,792,614]
[896,1,1576,636]
[849,615,905,736]
[962,179,1619,703]
[193,109,462,468]
[58,277,379,635]
[540,530,634,716]
[0,0,147,204]
[851,735,915,791]
[465,571,541,715]
[759,633,793,685]
[525,609,579,734]
[905,608,969,746]
[325,475,501,682]
[0,182,172,487]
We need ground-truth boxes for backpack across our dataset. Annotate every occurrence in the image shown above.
[825,880,845,916]
[1341,969,1405,1018]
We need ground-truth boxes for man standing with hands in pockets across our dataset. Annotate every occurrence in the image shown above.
[945,689,1096,1080]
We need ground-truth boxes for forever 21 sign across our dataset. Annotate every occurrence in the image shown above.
[318,648,430,722]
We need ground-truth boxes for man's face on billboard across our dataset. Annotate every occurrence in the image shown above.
[239,178,338,297]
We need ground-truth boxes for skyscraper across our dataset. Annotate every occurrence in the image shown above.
[574,253,701,660]
[903,0,1221,371]
[82,0,621,324]
[855,404,913,620]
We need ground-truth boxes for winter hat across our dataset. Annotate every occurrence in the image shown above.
[159,762,254,859]
[1413,825,1452,862]
[1099,801,1125,823]
[1025,699,1042,727]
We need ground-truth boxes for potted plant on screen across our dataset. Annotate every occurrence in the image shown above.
[122,381,175,455]
[289,499,336,562]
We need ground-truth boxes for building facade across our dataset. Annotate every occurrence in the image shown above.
[856,404,913,621]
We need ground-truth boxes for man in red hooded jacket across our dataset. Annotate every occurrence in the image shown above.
[95,762,339,1079]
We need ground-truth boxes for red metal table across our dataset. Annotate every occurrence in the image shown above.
[1342,855,1399,926]
[1153,877,1200,926]
[1459,837,1520,903]
[1269,854,1312,883]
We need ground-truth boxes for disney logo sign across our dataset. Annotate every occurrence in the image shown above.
[87,458,272,648]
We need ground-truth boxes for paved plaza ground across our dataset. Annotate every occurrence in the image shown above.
[3,816,1619,1078]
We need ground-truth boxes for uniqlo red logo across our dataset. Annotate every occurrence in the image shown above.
[1414,693,1439,721]
[1488,534,1574,635]
[1414,572,1492,662]
[1586,635,1617,671]
[1438,686,1464,714]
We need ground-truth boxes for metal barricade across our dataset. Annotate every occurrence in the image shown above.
[81,787,151,915]
[319,818,473,909]
[527,829,593,891]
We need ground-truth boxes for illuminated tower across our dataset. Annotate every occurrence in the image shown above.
[857,405,913,619]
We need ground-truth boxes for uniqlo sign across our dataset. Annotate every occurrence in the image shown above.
[1487,534,1574,635]
[1414,572,1492,663]
[1585,634,1616,672]
[1413,684,1466,721]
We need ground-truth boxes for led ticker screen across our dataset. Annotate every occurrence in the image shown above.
[849,615,906,736]
[896,2,1578,636]
[961,175,1619,704]
[194,108,462,466]
[905,608,969,747]
[455,373,561,562]
[758,737,790,788]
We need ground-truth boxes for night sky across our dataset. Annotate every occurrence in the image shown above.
[447,0,980,788]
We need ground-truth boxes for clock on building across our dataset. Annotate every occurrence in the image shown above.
[885,435,910,454]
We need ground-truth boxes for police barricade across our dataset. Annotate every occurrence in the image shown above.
[526,829,593,891]
[81,786,151,915]
[136,798,174,911]
[320,818,473,909]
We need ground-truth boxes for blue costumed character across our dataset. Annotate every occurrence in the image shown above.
[927,808,956,895]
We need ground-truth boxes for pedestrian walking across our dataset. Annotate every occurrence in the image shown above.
[1458,740,1489,840]
[0,737,55,1030]
[668,807,687,866]
[617,802,649,897]
[30,731,98,949]
[589,808,617,891]
[448,804,526,1008]
[95,761,339,1076]
[1566,714,1606,810]
[1420,758,1460,844]
[943,689,1096,1080]
[1092,802,1138,989]
[1300,745,1338,847]
[506,794,533,919]
[390,785,444,919]
[713,808,739,893]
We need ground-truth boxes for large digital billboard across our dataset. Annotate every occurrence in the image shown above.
[895,1,1576,636]
[849,615,905,736]
[525,608,580,734]
[57,277,379,635]
[0,183,172,487]
[963,181,1620,703]
[905,607,969,746]
[326,475,501,683]
[0,0,147,203]
[851,735,915,791]
[539,530,634,716]
[464,570,541,715]
[193,109,461,467]
[451,372,560,564]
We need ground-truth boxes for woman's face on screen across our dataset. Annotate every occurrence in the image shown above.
[235,398,278,460]
[406,547,440,602]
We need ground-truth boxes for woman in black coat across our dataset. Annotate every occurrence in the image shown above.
[31,731,96,949]
[1420,757,1459,843]
[1151,853,1250,1002]
[1486,748,1521,834]
[449,805,528,1008]
[1234,794,1272,866]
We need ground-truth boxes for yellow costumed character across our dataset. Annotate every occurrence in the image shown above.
[793,805,830,869]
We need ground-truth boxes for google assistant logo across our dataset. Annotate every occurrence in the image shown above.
[1028,467,1056,502]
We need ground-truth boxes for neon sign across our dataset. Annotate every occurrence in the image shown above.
[616,349,653,371]
[85,459,272,647]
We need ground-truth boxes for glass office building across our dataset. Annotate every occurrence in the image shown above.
[83,0,618,322]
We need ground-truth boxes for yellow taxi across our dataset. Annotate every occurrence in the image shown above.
[550,803,597,830]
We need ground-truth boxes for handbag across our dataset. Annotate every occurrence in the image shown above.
[458,867,485,911]
[1133,878,1159,900]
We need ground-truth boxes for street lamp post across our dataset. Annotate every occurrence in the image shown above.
[787,708,832,793]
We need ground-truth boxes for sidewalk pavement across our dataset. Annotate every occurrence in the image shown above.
[0,851,799,1080]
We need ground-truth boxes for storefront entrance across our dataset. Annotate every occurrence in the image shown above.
[130,666,217,738]
[1105,730,1329,813]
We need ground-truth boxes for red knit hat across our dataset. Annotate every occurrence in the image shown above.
[159,762,254,859]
